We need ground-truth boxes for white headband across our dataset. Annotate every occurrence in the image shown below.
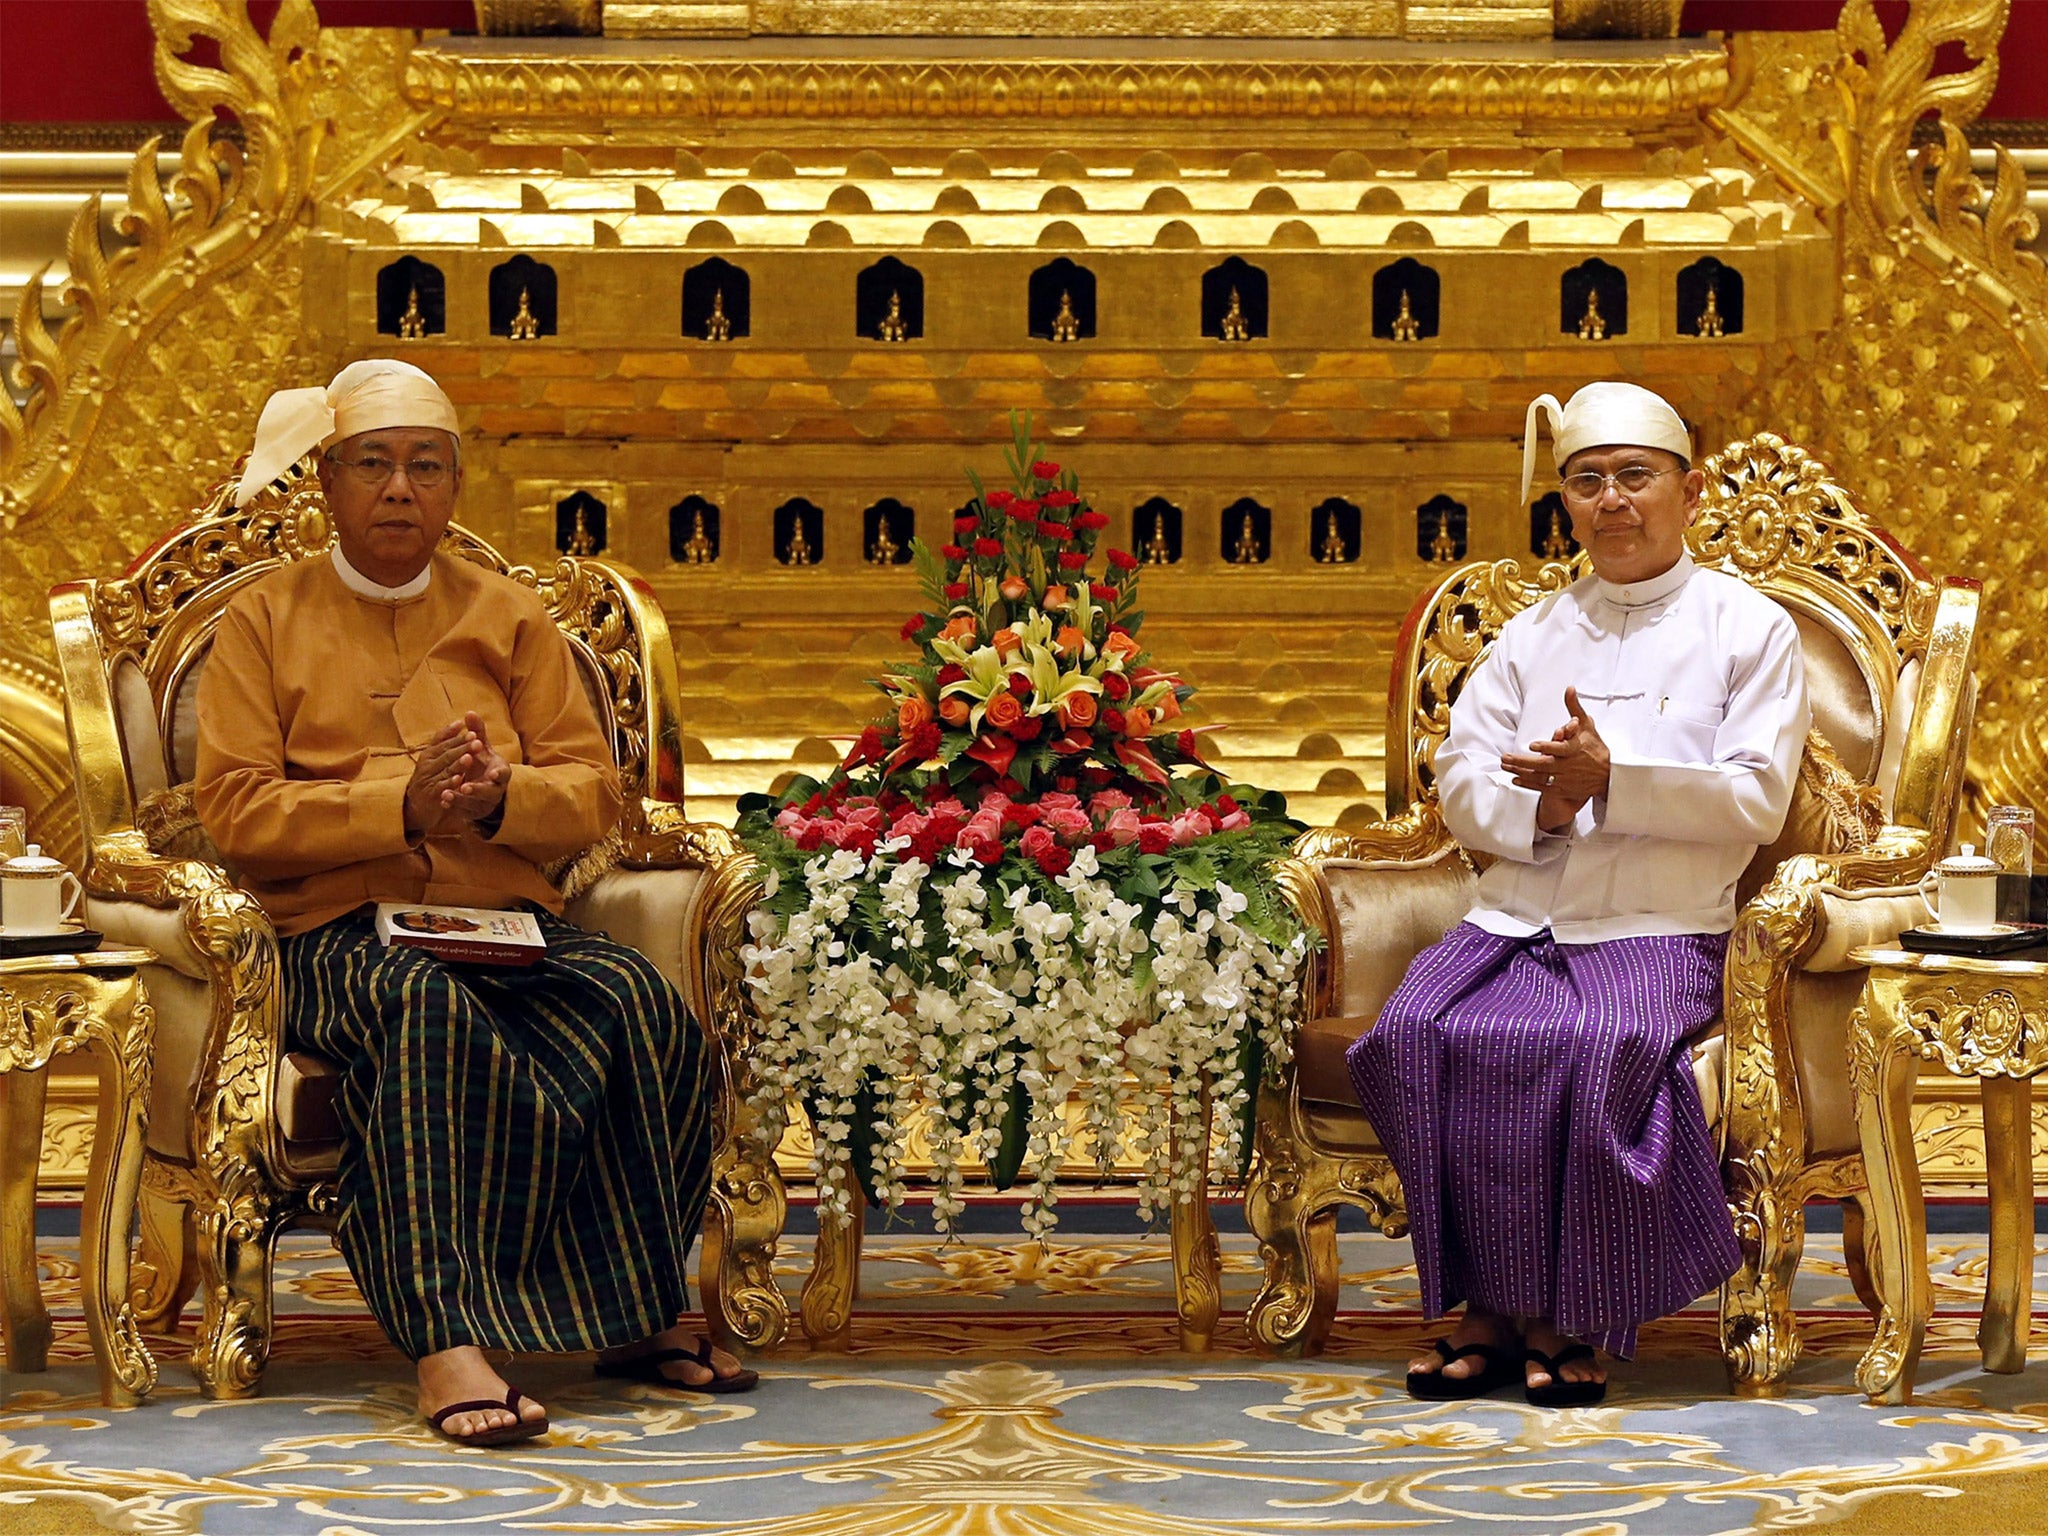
[232,359,458,507]
[1520,381,1692,505]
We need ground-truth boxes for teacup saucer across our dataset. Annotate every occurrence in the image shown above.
[0,920,86,939]
[1916,921,2023,938]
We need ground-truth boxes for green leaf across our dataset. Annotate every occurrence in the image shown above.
[988,1070,1031,1191]
[1230,1025,1264,1181]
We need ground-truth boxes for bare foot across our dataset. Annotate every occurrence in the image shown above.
[1521,1317,1606,1391]
[598,1323,750,1389]
[1408,1306,1519,1384]
[417,1346,546,1439]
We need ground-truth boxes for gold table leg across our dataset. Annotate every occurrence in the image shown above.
[801,1200,863,1349]
[0,1068,53,1376]
[1978,1075,2034,1375]
[1853,1006,1928,1405]
[1170,1092,1221,1353]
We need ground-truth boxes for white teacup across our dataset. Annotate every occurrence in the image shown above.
[1,844,82,935]
[1919,844,2001,933]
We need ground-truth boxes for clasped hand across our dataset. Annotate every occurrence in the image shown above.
[1501,687,1610,834]
[404,712,510,838]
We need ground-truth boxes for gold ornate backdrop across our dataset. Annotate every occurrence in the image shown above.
[1,0,2042,1188]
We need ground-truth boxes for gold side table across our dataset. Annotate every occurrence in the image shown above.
[0,948,158,1407]
[1846,944,2045,1405]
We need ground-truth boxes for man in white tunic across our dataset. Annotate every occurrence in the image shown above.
[1347,382,1810,1404]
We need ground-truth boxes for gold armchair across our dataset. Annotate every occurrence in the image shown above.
[47,466,747,1398]
[1245,434,1980,1397]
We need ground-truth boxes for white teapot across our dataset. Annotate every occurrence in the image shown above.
[0,845,83,935]
[1919,844,2001,933]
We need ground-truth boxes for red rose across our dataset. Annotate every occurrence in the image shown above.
[901,614,928,640]
[1138,823,1173,855]
[974,537,1004,558]
[1031,460,1061,480]
[955,515,980,534]
[1107,549,1140,572]
[1076,511,1109,531]
[944,581,968,600]
[1059,551,1090,570]
[1042,489,1078,508]
[1037,521,1073,541]
[1090,581,1117,600]
[1101,707,1126,734]
[937,663,967,686]
[1055,775,1079,792]
[940,544,967,561]
[1008,673,1032,697]
[1103,672,1130,700]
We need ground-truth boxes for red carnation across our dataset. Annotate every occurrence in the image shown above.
[987,490,1016,510]
[1101,707,1126,734]
[938,663,967,685]
[974,537,1004,558]
[1138,823,1173,855]
[1107,549,1140,572]
[1009,506,1040,524]
[1076,511,1109,531]
[795,821,828,851]
[844,725,887,768]
[1090,581,1117,600]
[1059,551,1090,570]
[940,544,967,561]
[1010,713,1043,742]
[1003,802,1044,830]
[901,614,928,640]
[1034,842,1073,877]
[954,515,980,534]
[1103,673,1130,700]
[1217,795,1241,817]
[1031,460,1061,480]
[905,720,941,761]
[944,581,969,600]
[1008,674,1032,697]
[1042,489,1078,508]
[1037,521,1073,541]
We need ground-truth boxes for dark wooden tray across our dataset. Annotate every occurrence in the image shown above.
[0,928,105,960]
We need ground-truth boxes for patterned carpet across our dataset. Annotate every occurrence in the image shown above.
[6,1200,2048,1536]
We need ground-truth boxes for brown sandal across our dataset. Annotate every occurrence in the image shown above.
[596,1336,760,1395]
[426,1386,549,1447]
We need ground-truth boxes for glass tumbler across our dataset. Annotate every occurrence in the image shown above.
[1984,804,2035,923]
[0,806,26,863]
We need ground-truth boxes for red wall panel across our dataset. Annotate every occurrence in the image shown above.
[1,1,2043,124]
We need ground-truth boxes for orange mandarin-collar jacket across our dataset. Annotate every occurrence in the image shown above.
[194,552,622,936]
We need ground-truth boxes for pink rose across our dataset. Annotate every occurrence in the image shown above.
[1018,824,1058,863]
[1169,810,1210,847]
[1089,789,1133,816]
[1036,791,1083,814]
[890,810,930,842]
[1218,809,1251,832]
[1101,807,1142,847]
[1042,806,1093,844]
[927,797,968,822]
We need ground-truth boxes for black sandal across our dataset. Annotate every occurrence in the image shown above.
[1405,1338,1524,1400]
[596,1336,760,1395]
[1523,1343,1607,1407]
[426,1386,549,1447]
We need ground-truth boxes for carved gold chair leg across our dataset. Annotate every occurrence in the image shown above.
[132,1175,202,1332]
[0,1071,53,1376]
[1719,1178,1808,1397]
[1839,1196,1884,1318]
[801,1200,864,1349]
[191,1193,284,1399]
[1977,1076,2033,1376]
[699,1139,791,1353]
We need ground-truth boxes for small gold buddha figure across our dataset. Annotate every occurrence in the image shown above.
[1430,508,1457,563]
[508,285,541,341]
[1050,290,1081,344]
[1230,510,1264,565]
[782,516,815,566]
[868,517,901,565]
[1143,508,1174,565]
[1541,506,1571,559]
[705,288,731,342]
[680,508,716,564]
[1576,288,1608,342]
[397,284,428,340]
[1219,287,1251,343]
[565,505,597,555]
[1696,281,1725,339]
[877,291,909,342]
[1317,507,1348,564]
[1390,288,1421,343]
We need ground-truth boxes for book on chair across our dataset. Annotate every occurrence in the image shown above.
[374,903,546,966]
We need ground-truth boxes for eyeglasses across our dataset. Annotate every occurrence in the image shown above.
[326,453,453,489]
[1559,466,1679,506]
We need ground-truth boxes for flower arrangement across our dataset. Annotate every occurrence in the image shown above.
[737,419,1311,1237]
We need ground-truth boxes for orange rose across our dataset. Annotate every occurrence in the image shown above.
[1103,632,1142,663]
[992,627,1023,658]
[940,696,972,726]
[1123,706,1154,738]
[1059,691,1099,729]
[939,616,980,645]
[1152,690,1181,723]
[1000,576,1030,602]
[897,694,934,733]
[1041,584,1071,610]
[1055,625,1087,658]
[985,691,1025,730]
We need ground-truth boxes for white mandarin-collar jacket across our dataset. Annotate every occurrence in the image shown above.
[1438,553,1810,942]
